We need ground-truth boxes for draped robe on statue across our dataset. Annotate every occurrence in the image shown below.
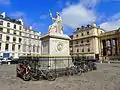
[49,13,63,34]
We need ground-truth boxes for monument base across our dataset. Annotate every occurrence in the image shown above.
[40,33,73,69]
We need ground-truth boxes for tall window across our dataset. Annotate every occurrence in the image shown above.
[12,44,15,51]
[19,26,22,30]
[77,49,79,52]
[0,20,3,25]
[33,45,35,52]
[6,36,10,41]
[13,37,16,42]
[14,24,16,29]
[7,29,10,33]
[0,34,2,40]
[82,49,84,52]
[88,48,90,52]
[81,33,84,36]
[19,32,21,36]
[0,42,1,50]
[37,46,39,53]
[7,23,10,27]
[18,45,21,50]
[13,31,16,34]
[0,28,3,32]
[5,44,9,51]
[19,38,22,43]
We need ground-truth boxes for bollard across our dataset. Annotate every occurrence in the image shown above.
[108,61,110,64]
[8,62,10,65]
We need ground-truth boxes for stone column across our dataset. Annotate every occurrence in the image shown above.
[110,39,112,56]
[115,38,118,55]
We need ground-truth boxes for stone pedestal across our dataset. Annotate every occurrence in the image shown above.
[40,33,73,69]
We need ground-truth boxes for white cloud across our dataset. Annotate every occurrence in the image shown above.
[61,3,96,28]
[0,0,10,5]
[80,0,100,8]
[40,14,48,19]
[10,12,25,18]
[100,12,120,31]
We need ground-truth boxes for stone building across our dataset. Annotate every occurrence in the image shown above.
[0,12,41,58]
[99,29,120,60]
[70,24,105,60]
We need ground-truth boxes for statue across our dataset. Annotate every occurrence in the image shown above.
[49,11,63,34]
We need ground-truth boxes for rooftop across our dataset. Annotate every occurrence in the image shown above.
[74,24,105,33]
[0,14,22,25]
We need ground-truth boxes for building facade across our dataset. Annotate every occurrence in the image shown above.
[70,24,105,60]
[99,29,120,60]
[0,12,41,58]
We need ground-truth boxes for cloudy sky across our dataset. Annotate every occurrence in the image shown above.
[0,0,120,35]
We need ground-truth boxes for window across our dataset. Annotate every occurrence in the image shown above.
[13,31,16,34]
[87,40,89,43]
[0,34,2,39]
[7,23,10,27]
[19,38,22,43]
[76,34,78,37]
[37,36,39,39]
[19,26,22,30]
[12,44,15,51]
[77,49,79,52]
[87,31,89,35]
[88,48,90,52]
[0,28,3,32]
[82,49,84,52]
[0,43,1,50]
[81,33,84,36]
[33,45,35,52]
[5,44,9,51]
[13,37,16,42]
[18,45,21,50]
[6,36,10,41]
[14,24,16,29]
[0,20,3,25]
[81,41,83,43]
[76,41,78,44]
[37,46,39,53]
[7,29,10,33]
[19,32,22,36]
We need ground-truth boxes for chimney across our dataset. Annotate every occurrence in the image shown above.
[29,26,32,30]
[1,12,6,18]
[18,18,24,25]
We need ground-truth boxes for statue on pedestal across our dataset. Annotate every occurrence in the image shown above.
[48,11,63,34]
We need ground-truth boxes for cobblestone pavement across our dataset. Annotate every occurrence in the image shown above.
[0,63,120,90]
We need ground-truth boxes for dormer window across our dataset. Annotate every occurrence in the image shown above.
[77,27,80,30]
[0,20,3,25]
[81,26,84,29]
[87,25,90,27]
